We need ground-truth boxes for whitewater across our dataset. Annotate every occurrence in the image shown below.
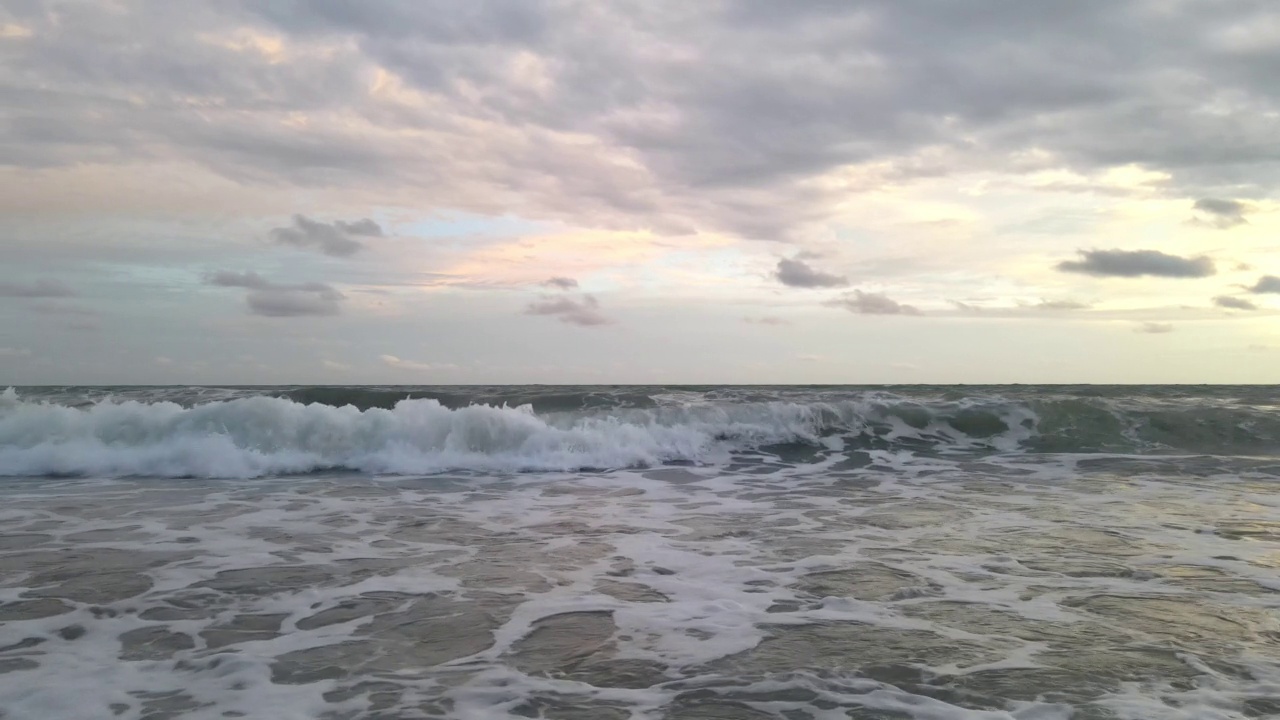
[0,385,1277,719]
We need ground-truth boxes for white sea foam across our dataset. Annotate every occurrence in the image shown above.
[5,386,1279,478]
[0,389,848,477]
[1,388,1277,720]
[1,442,1278,719]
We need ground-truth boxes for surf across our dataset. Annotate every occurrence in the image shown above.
[1,386,1276,478]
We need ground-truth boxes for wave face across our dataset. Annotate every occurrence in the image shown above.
[2,386,1277,478]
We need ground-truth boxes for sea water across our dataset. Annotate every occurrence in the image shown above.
[0,385,1277,719]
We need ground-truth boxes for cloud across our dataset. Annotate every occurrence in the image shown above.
[205,270,274,290]
[246,290,343,317]
[0,24,33,39]
[525,294,611,326]
[949,299,1093,316]
[828,290,921,316]
[541,276,579,290]
[744,316,791,326]
[1191,198,1248,229]
[204,270,345,316]
[5,1,1280,244]
[1213,295,1257,311]
[1057,250,1215,278]
[335,218,383,236]
[1035,299,1091,310]
[1136,322,1174,334]
[269,214,384,257]
[1249,276,1280,294]
[0,278,76,297]
[1195,199,1245,214]
[774,258,848,289]
[0,347,32,357]
[380,354,446,372]
[7,4,1280,385]
[949,300,984,314]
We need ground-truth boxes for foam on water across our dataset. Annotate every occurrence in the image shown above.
[4,385,1279,478]
[0,390,831,477]
[1,447,1278,719]
[1,386,1278,719]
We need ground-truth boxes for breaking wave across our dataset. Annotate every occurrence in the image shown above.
[1,386,1276,478]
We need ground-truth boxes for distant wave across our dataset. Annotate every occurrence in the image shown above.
[1,387,1276,478]
[273,386,663,413]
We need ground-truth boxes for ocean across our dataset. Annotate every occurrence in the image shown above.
[0,385,1277,720]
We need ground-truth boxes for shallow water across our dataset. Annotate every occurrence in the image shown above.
[1,386,1278,718]
[1,459,1278,719]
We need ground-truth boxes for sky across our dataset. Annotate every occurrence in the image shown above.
[1,0,1278,385]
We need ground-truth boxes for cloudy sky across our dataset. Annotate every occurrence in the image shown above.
[2,0,1278,384]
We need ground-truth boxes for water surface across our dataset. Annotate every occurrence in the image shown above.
[1,385,1277,719]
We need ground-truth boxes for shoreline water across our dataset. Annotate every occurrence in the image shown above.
[1,386,1277,719]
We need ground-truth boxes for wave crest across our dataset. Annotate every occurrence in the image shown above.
[2,387,1276,478]
[0,390,840,478]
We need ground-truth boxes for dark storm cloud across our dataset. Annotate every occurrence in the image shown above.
[1057,250,1215,278]
[269,215,384,257]
[541,276,579,290]
[0,278,76,297]
[204,270,345,317]
[828,290,921,316]
[1249,276,1280,294]
[6,1,1280,239]
[1191,198,1249,229]
[1214,295,1257,311]
[774,258,848,288]
[1136,322,1174,334]
[525,294,610,326]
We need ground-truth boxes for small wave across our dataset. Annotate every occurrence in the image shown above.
[1,387,1276,478]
